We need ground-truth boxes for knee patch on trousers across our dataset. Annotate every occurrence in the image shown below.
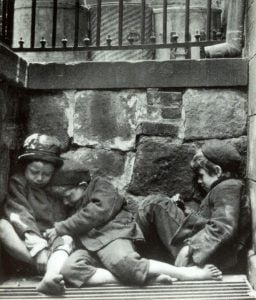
[111,252,149,285]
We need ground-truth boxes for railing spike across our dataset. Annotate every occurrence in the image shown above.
[19,37,24,49]
[62,37,68,48]
[194,30,200,42]
[84,35,91,47]
[40,37,46,48]
[106,35,112,46]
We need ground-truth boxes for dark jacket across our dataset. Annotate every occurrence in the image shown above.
[54,176,143,251]
[171,178,250,269]
[4,173,67,238]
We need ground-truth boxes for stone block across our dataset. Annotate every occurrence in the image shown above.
[136,122,179,138]
[26,92,72,149]
[73,90,147,151]
[183,89,247,141]
[128,137,196,197]
[248,117,256,181]
[147,91,182,106]
[161,107,181,119]
[249,56,256,116]
[62,147,125,179]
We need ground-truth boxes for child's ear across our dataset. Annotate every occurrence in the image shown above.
[215,166,223,177]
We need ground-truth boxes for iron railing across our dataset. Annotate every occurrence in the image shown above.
[0,0,225,59]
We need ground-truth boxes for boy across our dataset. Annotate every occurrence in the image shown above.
[136,140,250,271]
[0,134,73,295]
[44,160,222,290]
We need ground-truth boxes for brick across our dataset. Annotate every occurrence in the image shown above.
[136,121,179,138]
[147,91,182,106]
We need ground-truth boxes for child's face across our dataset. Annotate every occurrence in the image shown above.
[197,168,219,192]
[25,161,55,188]
[62,186,85,207]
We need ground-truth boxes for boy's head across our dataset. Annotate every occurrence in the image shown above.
[19,134,63,188]
[50,159,91,207]
[191,140,241,191]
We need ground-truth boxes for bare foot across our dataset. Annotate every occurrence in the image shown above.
[37,274,65,295]
[178,264,222,281]
[148,274,177,285]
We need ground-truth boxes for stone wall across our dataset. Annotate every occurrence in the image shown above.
[247,0,256,289]
[21,87,247,205]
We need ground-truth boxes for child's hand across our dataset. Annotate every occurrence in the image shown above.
[34,249,48,274]
[44,228,58,244]
[175,245,191,267]
[170,193,181,202]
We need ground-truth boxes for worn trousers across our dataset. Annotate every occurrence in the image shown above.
[61,238,149,287]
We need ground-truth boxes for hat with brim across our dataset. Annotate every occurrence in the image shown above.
[18,134,64,167]
[18,150,64,167]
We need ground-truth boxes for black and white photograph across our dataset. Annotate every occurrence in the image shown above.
[0,0,255,299]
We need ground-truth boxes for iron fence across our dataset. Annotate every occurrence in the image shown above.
[0,0,225,59]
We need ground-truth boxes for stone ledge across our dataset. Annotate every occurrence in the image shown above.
[27,58,248,90]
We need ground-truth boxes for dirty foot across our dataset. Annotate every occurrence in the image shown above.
[179,264,222,281]
[37,274,65,295]
[148,274,177,285]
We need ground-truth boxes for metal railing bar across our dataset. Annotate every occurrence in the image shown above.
[74,0,80,48]
[1,0,7,41]
[118,0,123,46]
[185,0,190,58]
[52,0,58,48]
[206,0,212,40]
[30,0,37,48]
[162,0,167,44]
[7,0,14,45]
[96,0,102,47]
[12,40,224,52]
[141,0,146,44]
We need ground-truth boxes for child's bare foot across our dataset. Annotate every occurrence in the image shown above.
[179,264,222,281]
[148,274,177,285]
[37,274,65,295]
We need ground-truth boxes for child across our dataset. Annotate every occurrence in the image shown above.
[0,134,73,295]
[44,160,222,290]
[136,140,250,271]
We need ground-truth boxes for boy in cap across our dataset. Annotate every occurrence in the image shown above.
[44,160,222,290]
[137,140,250,272]
[0,134,73,295]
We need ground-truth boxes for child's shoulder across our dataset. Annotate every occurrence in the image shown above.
[212,178,244,192]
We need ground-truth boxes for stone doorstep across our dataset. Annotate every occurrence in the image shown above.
[0,275,255,300]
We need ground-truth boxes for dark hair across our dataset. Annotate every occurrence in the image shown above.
[190,152,218,176]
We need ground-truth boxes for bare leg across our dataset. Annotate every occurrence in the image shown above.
[37,250,68,295]
[86,268,120,285]
[148,259,222,281]
[0,219,32,264]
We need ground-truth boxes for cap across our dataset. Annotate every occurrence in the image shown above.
[201,140,241,172]
[50,159,91,186]
[18,133,64,167]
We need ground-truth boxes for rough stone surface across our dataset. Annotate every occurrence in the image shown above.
[147,91,182,106]
[183,89,247,140]
[136,121,179,138]
[161,107,181,119]
[73,90,147,151]
[62,147,126,179]
[247,0,256,59]
[249,56,256,116]
[26,92,73,149]
[248,117,256,181]
[128,137,196,198]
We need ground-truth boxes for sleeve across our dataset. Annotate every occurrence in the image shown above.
[54,177,124,236]
[187,181,242,265]
[4,175,42,237]
[24,232,48,257]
